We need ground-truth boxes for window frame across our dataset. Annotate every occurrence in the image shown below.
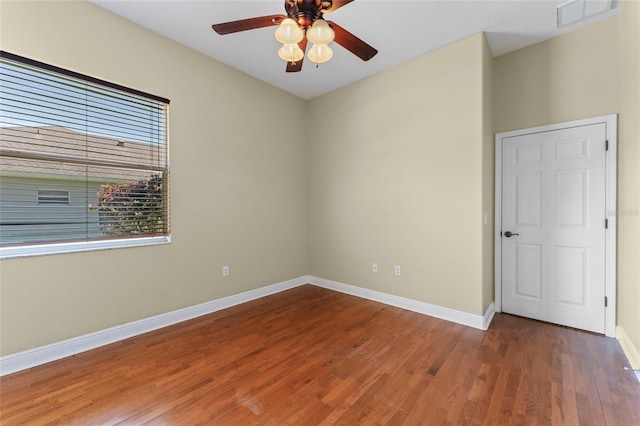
[0,51,171,259]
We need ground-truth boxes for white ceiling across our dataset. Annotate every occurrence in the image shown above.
[90,0,620,100]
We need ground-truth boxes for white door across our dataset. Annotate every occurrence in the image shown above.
[500,123,607,333]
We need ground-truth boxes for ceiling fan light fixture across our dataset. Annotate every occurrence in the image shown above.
[275,18,303,44]
[306,19,335,45]
[278,43,305,62]
[308,43,333,64]
[212,0,378,73]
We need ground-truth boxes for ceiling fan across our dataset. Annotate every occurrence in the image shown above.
[212,0,378,72]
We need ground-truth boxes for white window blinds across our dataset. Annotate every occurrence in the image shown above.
[0,51,170,252]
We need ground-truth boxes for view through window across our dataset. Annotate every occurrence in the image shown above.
[0,51,170,256]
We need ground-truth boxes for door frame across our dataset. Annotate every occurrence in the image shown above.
[494,114,617,337]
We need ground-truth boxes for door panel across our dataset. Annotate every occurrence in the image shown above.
[556,170,587,226]
[501,123,606,333]
[555,246,587,306]
[516,173,542,226]
[515,243,542,300]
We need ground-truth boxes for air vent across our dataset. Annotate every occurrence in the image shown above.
[557,0,613,28]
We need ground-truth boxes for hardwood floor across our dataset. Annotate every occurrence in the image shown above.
[1,285,639,425]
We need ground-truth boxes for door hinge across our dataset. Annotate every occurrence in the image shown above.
[605,218,609,229]
[605,296,608,307]
[606,140,609,151]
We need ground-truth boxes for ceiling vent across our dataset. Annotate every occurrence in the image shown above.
[557,0,613,27]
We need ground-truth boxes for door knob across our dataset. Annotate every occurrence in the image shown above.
[504,231,519,237]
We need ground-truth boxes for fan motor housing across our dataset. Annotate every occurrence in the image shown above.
[285,0,331,28]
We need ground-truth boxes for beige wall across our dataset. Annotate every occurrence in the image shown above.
[0,1,309,356]
[481,36,494,311]
[618,0,640,367]
[493,17,620,133]
[308,33,489,316]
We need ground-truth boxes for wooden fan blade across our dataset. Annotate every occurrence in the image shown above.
[286,38,308,73]
[212,14,285,35]
[323,0,355,13]
[327,21,378,61]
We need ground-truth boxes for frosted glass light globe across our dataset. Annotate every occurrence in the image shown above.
[275,18,303,44]
[306,20,335,45]
[308,43,333,64]
[278,43,304,62]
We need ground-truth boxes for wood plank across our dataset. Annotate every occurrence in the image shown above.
[1,285,639,424]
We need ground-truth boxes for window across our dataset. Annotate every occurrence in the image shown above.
[0,51,170,258]
[37,189,70,205]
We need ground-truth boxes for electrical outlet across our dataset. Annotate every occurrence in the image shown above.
[372,263,378,273]
[222,265,230,277]
[395,265,401,276]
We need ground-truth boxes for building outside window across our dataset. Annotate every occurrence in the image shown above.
[0,52,170,258]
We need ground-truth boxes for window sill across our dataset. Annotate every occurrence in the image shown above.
[0,236,171,260]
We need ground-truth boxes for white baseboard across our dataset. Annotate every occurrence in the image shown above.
[0,275,496,376]
[0,276,308,376]
[483,302,496,330]
[617,325,640,373]
[309,276,495,331]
